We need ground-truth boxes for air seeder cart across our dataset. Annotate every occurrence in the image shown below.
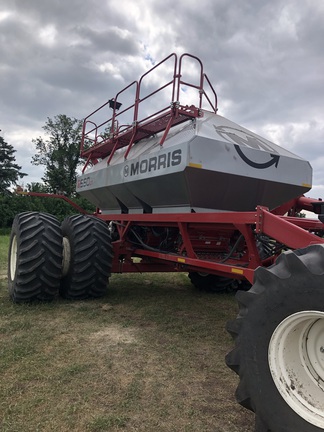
[8,54,324,432]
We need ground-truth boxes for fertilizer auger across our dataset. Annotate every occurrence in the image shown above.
[8,53,324,432]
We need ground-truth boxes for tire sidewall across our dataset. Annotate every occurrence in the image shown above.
[7,215,20,300]
[61,217,76,288]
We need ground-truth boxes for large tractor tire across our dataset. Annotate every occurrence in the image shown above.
[60,214,113,300]
[8,212,63,303]
[226,245,324,432]
[188,272,238,293]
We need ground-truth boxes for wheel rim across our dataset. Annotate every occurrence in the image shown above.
[269,311,324,428]
[10,235,18,281]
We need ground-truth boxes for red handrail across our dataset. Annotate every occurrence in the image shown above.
[81,53,218,168]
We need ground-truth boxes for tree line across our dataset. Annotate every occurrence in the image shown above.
[0,114,95,230]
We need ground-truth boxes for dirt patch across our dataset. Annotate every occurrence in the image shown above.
[89,324,138,349]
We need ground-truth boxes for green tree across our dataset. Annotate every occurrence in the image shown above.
[26,182,50,193]
[31,115,82,196]
[0,135,27,194]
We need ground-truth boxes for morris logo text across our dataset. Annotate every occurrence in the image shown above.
[124,149,182,177]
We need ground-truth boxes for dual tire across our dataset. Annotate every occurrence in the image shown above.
[8,212,112,302]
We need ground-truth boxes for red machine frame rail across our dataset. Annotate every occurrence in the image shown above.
[20,192,324,284]
[96,204,324,284]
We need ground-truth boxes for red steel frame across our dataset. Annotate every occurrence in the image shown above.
[95,197,324,284]
[23,192,324,283]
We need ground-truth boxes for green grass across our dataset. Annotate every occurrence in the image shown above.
[0,234,9,269]
[0,235,254,431]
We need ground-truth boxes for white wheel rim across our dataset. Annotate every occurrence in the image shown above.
[62,237,71,277]
[269,311,324,428]
[10,235,18,280]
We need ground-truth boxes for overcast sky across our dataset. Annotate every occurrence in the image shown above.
[1,0,323,201]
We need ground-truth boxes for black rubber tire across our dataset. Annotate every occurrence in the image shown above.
[225,244,324,432]
[60,214,113,300]
[8,212,63,303]
[188,272,238,293]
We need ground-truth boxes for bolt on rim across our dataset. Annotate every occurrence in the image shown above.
[268,311,324,428]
